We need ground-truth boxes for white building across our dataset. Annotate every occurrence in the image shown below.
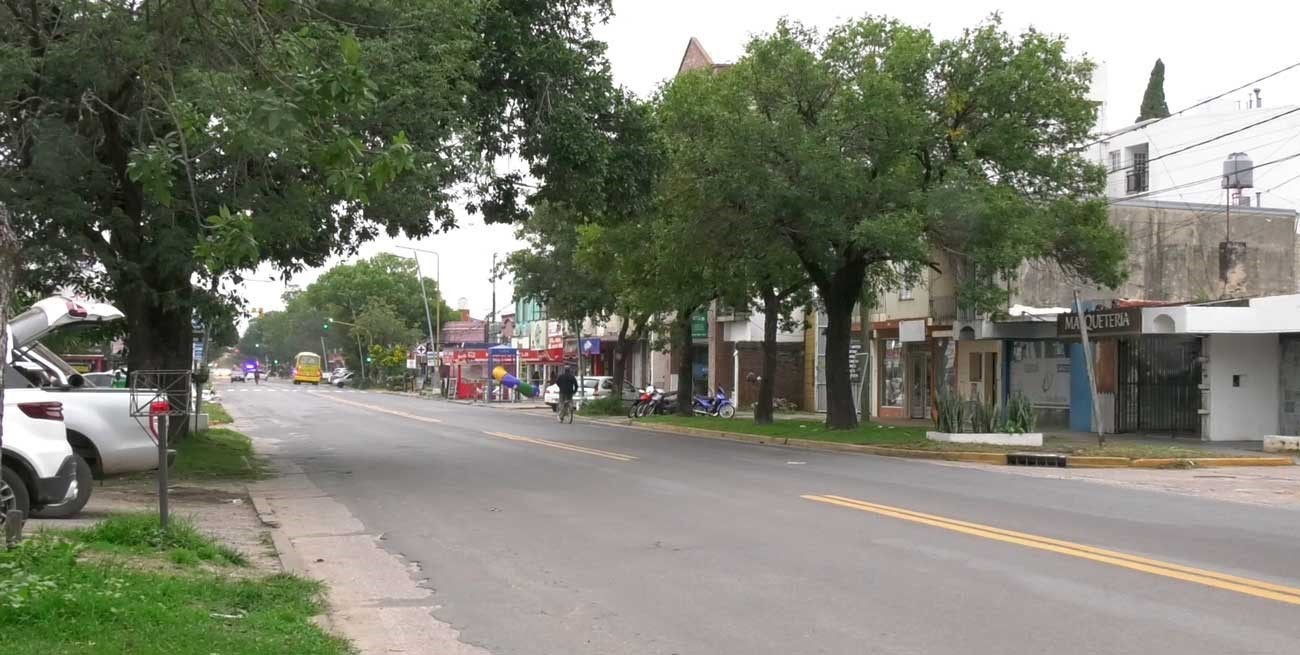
[1095,98,1300,210]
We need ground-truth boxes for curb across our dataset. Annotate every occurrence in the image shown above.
[587,418,1008,465]
[246,489,337,635]
[590,419,1295,469]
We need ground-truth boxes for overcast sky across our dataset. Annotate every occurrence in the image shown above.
[236,0,1300,328]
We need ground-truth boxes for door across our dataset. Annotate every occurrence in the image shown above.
[909,351,931,420]
[1116,336,1201,435]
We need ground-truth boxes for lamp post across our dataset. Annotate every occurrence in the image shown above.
[328,318,373,385]
[397,246,441,393]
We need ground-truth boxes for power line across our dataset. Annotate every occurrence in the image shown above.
[1108,149,1300,205]
[1108,105,1300,176]
[1077,59,1300,152]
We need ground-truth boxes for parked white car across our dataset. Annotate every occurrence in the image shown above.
[543,376,639,409]
[7,297,171,517]
[2,371,79,521]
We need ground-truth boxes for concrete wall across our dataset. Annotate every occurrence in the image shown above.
[1016,199,1298,307]
[1207,333,1279,441]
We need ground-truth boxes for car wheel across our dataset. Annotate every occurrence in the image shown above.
[1,465,31,521]
[30,456,93,519]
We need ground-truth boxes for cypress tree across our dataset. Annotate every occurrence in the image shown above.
[1137,59,1171,121]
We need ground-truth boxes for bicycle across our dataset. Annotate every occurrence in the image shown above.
[557,395,576,424]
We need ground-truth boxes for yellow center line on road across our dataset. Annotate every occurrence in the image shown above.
[308,392,442,424]
[484,431,637,462]
[802,494,1300,607]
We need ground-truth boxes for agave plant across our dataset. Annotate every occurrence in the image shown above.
[1004,392,1037,434]
[969,397,999,433]
[935,392,966,433]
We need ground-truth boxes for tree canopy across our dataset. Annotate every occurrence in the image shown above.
[660,16,1126,428]
[1,0,636,385]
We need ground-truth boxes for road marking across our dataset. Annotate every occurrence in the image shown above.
[802,494,1300,607]
[309,392,442,423]
[484,431,637,462]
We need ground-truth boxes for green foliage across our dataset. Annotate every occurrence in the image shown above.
[71,514,247,567]
[203,402,234,426]
[1004,392,1038,434]
[0,535,346,654]
[935,392,967,433]
[170,429,269,481]
[2,0,636,375]
[661,15,1126,429]
[1137,58,1171,121]
[579,394,626,416]
[969,398,1000,433]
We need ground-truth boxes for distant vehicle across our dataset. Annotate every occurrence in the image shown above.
[333,371,355,388]
[543,376,638,410]
[229,368,246,382]
[292,352,322,385]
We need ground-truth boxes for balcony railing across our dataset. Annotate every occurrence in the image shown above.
[1126,168,1148,194]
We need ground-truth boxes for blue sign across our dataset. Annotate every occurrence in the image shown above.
[192,340,205,362]
[580,338,601,356]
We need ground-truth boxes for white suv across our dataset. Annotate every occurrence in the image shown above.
[2,370,79,521]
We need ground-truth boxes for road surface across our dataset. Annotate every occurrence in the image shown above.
[221,379,1300,655]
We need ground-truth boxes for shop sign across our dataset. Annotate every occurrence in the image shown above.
[1057,308,1141,337]
[848,341,863,383]
[691,312,708,339]
[899,319,926,343]
[581,337,602,356]
[547,320,563,337]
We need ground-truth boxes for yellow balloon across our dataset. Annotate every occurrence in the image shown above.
[492,366,507,381]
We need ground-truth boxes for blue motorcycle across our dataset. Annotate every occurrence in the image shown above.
[693,386,736,419]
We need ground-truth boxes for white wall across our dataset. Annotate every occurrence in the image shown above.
[1098,105,1300,210]
[720,308,805,343]
[1207,334,1279,441]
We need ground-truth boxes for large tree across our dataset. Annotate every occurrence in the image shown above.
[667,17,1125,428]
[1,1,635,433]
[1137,58,1171,122]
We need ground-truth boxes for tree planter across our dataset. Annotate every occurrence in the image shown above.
[926,431,1043,447]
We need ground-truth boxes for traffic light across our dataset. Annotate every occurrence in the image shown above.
[365,355,373,363]
[322,321,329,330]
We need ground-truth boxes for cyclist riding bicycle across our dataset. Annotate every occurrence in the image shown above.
[555,367,579,416]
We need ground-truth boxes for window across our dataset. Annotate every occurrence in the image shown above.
[1125,144,1149,194]
[880,339,904,407]
[899,286,914,301]
[969,352,983,382]
[601,379,614,390]
[1108,150,1121,172]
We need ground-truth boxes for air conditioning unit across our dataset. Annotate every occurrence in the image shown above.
[715,302,750,322]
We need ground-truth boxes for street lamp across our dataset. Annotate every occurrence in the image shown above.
[328,317,374,385]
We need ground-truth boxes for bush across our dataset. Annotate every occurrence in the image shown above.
[935,392,966,433]
[969,398,999,433]
[1004,392,1037,433]
[578,395,625,416]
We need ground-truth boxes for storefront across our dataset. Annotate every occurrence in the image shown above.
[873,319,954,420]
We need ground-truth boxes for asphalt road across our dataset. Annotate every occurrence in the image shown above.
[221,379,1300,655]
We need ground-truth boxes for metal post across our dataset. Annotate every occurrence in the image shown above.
[158,414,169,529]
[357,336,366,385]
[1074,290,1105,447]
[320,336,328,377]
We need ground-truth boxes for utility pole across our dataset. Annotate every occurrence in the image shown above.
[490,252,498,342]
[1074,290,1105,447]
[397,246,440,393]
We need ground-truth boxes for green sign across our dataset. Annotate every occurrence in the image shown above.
[691,312,708,339]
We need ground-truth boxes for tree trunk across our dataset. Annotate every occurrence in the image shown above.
[820,259,869,430]
[0,207,17,452]
[755,287,780,425]
[674,310,695,416]
[610,319,630,390]
[121,272,195,442]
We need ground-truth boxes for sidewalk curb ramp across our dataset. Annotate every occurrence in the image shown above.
[590,419,1295,469]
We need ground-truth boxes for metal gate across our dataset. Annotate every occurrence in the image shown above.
[1116,336,1201,436]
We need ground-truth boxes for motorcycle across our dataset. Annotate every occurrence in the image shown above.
[693,386,736,419]
[637,387,665,417]
[629,385,657,418]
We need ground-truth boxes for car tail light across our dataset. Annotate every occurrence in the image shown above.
[18,401,64,421]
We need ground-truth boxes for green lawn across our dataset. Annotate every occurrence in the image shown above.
[172,429,269,480]
[204,401,234,425]
[635,416,1220,458]
[1,515,348,655]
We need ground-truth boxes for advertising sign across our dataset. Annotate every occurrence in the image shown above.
[1057,308,1141,337]
[581,338,601,356]
[1009,340,1071,407]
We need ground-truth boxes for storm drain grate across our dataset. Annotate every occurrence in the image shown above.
[1006,452,1068,467]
